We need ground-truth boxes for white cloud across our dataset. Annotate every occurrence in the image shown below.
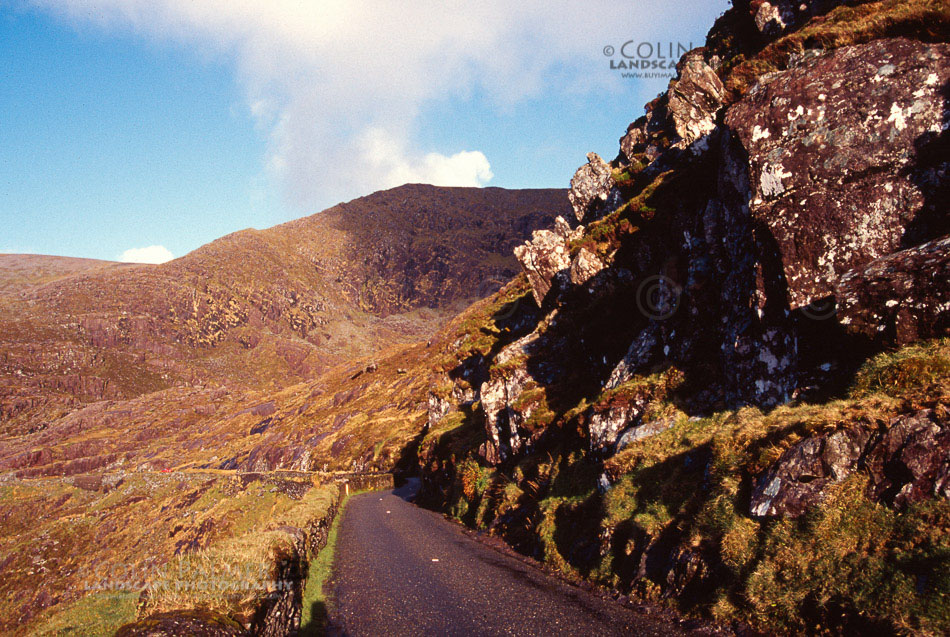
[357,128,492,190]
[25,0,723,209]
[119,245,175,264]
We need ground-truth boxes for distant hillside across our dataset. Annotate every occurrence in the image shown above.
[0,254,117,295]
[0,184,568,434]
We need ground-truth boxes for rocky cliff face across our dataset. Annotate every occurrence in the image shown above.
[418,1,950,632]
[483,20,950,466]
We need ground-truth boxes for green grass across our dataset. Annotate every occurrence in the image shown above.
[850,338,950,399]
[299,492,353,636]
[427,338,950,633]
[29,592,138,637]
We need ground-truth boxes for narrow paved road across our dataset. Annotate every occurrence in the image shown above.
[327,481,687,636]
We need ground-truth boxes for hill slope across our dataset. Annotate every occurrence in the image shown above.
[0,185,567,435]
[0,255,117,295]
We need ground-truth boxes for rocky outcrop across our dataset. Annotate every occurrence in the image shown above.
[836,235,950,346]
[752,0,795,37]
[667,51,726,146]
[445,34,950,482]
[752,0,857,38]
[606,38,950,409]
[617,48,725,168]
[568,153,613,222]
[724,38,950,311]
[751,406,950,517]
[479,365,533,465]
[614,416,678,453]
[513,231,569,307]
[475,316,554,465]
[865,407,950,508]
[619,124,648,165]
[457,35,950,474]
[427,392,452,431]
[750,426,872,517]
[588,405,678,460]
[427,355,488,436]
[513,216,579,306]
[568,248,606,286]
[588,400,650,456]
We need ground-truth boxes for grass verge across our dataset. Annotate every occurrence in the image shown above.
[299,491,355,636]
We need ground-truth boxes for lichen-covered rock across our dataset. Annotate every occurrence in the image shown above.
[614,416,678,453]
[427,392,451,431]
[664,545,711,598]
[725,38,950,311]
[588,400,648,455]
[836,235,950,346]
[617,50,725,168]
[751,406,950,517]
[477,310,573,465]
[864,407,950,508]
[604,325,665,391]
[432,29,950,516]
[619,123,647,164]
[477,324,545,464]
[513,217,578,306]
[753,1,792,37]
[569,248,606,286]
[667,51,726,146]
[604,39,949,412]
[568,152,613,222]
[750,427,871,517]
[752,0,853,38]
[479,365,532,465]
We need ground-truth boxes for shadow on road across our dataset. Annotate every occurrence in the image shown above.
[393,477,420,502]
[298,601,328,637]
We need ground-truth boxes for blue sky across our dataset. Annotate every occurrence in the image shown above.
[0,1,729,263]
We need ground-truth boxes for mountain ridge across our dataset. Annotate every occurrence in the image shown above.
[0,184,568,436]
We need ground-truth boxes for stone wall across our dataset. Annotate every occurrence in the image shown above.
[115,474,393,636]
[332,471,395,494]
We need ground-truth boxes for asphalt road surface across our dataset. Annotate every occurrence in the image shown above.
[326,480,687,636]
